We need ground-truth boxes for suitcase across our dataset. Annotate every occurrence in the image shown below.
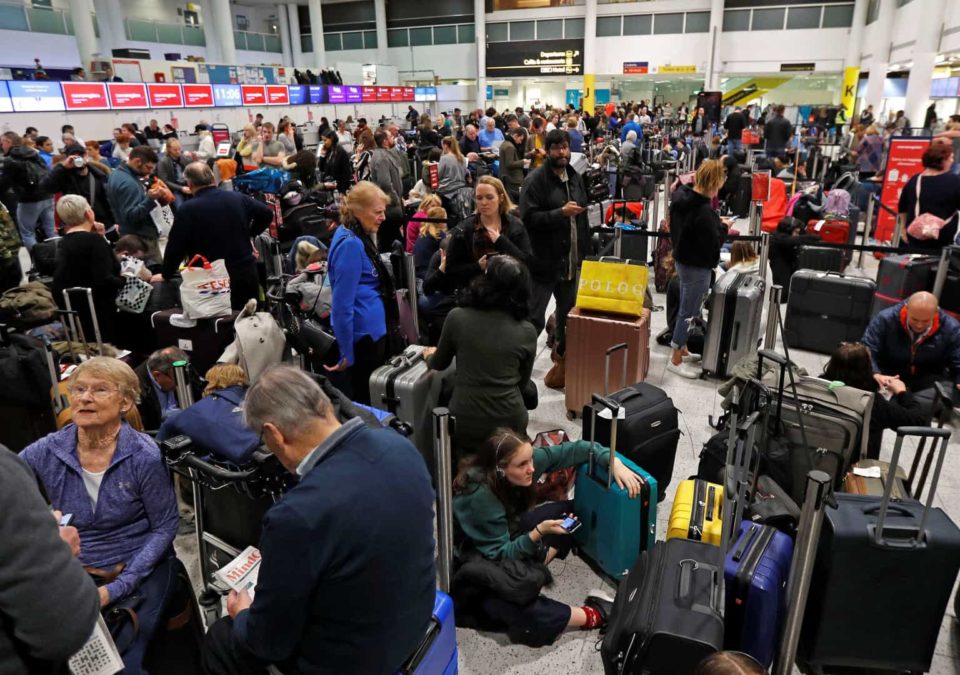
[398,590,458,675]
[368,345,447,467]
[666,478,724,545]
[799,426,960,672]
[797,245,844,273]
[728,173,751,218]
[872,253,938,316]
[842,458,911,499]
[151,309,241,375]
[807,216,850,245]
[581,379,679,501]
[746,475,801,536]
[701,272,764,379]
[652,220,672,292]
[565,309,651,418]
[574,395,658,581]
[783,270,875,354]
[723,520,793,668]
[600,538,724,674]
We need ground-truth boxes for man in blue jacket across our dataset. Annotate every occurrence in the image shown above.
[202,365,437,675]
[106,145,166,260]
[619,112,642,144]
[862,292,960,408]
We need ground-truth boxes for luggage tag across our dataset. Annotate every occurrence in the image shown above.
[596,406,627,421]
[853,466,883,478]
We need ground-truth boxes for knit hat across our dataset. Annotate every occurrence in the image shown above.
[63,143,85,156]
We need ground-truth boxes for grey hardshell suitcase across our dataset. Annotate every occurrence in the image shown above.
[369,345,447,468]
[701,272,764,379]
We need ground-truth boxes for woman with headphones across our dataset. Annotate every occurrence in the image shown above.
[450,428,641,646]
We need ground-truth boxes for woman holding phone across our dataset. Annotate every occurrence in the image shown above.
[450,428,641,646]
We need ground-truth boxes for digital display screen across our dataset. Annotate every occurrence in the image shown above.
[308,85,327,104]
[182,84,215,107]
[147,83,183,108]
[402,87,415,102]
[212,84,242,107]
[486,38,584,77]
[288,85,307,105]
[241,85,266,105]
[328,85,346,104]
[361,86,376,102]
[0,81,13,113]
[344,86,362,103]
[266,85,289,105]
[61,82,110,110]
[414,87,438,102]
[107,83,148,109]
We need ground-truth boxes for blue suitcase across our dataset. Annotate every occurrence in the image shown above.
[397,590,458,675]
[723,520,793,668]
[574,394,658,581]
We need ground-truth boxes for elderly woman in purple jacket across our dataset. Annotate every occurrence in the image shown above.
[20,356,179,674]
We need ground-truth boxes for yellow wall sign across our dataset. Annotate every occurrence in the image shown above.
[659,65,697,74]
[841,66,859,118]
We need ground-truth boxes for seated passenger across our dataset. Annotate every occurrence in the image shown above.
[451,429,642,646]
[135,346,195,431]
[413,206,448,284]
[424,255,537,458]
[156,364,260,464]
[862,291,960,412]
[406,193,442,254]
[822,342,930,460]
[19,357,179,674]
[695,651,765,675]
[202,365,436,675]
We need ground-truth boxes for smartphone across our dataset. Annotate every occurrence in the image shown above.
[560,515,581,534]
[59,513,74,527]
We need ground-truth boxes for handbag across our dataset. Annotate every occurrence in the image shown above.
[150,200,175,238]
[116,275,154,313]
[576,256,650,317]
[532,429,576,503]
[906,175,950,240]
[179,254,232,320]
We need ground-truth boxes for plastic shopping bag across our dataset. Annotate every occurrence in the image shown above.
[179,255,232,319]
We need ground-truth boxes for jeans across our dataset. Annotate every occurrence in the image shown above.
[727,139,743,155]
[670,262,713,350]
[529,276,578,357]
[16,198,55,250]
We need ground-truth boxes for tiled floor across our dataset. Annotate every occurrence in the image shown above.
[174,245,960,674]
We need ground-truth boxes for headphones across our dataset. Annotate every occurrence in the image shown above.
[493,432,519,479]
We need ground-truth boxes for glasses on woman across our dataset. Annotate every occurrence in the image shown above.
[68,384,120,399]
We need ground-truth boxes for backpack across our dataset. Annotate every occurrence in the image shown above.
[21,157,47,189]
[0,282,57,325]
[823,189,851,217]
[0,204,21,261]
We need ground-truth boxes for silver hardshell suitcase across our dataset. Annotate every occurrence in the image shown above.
[701,272,764,379]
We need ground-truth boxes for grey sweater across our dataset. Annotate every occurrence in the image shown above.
[0,447,100,674]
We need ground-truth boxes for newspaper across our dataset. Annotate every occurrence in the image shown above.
[68,615,124,675]
[213,546,262,599]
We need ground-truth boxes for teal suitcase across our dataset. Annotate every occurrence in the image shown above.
[574,394,659,581]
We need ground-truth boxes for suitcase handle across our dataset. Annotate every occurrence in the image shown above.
[677,558,721,615]
[588,394,622,491]
[603,343,628,396]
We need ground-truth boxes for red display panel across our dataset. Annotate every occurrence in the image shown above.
[266,85,289,105]
[361,86,376,102]
[61,82,109,110]
[241,85,266,105]
[147,83,183,108]
[402,87,415,102]
[107,82,148,109]
[876,137,931,243]
[182,84,214,107]
[389,86,404,102]
[375,87,391,102]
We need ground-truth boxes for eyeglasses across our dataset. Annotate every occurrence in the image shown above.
[68,385,120,399]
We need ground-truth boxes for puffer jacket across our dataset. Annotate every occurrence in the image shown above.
[0,146,51,203]
[669,183,723,269]
[862,301,960,390]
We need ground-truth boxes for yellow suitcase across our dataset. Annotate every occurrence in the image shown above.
[666,478,723,545]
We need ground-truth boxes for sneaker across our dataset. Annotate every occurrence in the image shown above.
[667,361,702,379]
[682,353,702,364]
[585,589,615,628]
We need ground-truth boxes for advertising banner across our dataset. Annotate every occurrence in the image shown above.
[107,83,148,109]
[61,82,109,110]
[147,83,183,108]
[182,84,214,107]
[876,137,931,243]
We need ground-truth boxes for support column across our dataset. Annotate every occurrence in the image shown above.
[277,4,292,68]
[93,0,124,57]
[308,0,326,68]
[289,3,304,68]
[210,0,236,63]
[373,0,388,65]
[841,0,870,116]
[705,0,724,91]
[865,0,897,116]
[200,0,222,63]
[582,0,597,113]
[904,0,947,127]
[475,0,485,110]
[69,0,98,67]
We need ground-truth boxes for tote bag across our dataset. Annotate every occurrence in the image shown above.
[179,255,232,319]
[576,257,650,317]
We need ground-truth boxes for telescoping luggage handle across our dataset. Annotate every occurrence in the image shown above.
[603,342,628,396]
[872,426,951,548]
[432,407,455,594]
[588,393,624,491]
[62,287,103,358]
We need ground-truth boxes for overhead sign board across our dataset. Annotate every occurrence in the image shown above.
[288,85,307,105]
[212,84,242,107]
[9,81,65,112]
[182,84,214,107]
[107,82,148,109]
[147,83,183,108]
[623,62,649,74]
[61,82,109,110]
[486,38,584,77]
[0,81,11,113]
[240,85,266,105]
[308,85,327,104]
[780,63,816,72]
[266,85,289,105]
[658,65,697,74]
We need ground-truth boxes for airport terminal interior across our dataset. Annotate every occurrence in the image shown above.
[2,0,960,673]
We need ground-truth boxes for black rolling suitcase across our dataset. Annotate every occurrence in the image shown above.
[798,426,960,672]
[783,270,875,354]
[581,383,679,501]
[601,538,724,674]
[872,253,938,315]
[796,245,843,273]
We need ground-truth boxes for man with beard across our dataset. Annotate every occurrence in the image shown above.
[519,129,590,390]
